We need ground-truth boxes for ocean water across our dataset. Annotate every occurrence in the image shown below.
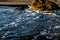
[0,6,60,40]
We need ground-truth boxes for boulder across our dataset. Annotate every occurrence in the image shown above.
[29,0,60,11]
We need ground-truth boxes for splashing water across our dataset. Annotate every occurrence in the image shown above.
[0,6,60,40]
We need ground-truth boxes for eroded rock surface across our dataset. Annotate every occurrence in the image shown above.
[29,0,59,11]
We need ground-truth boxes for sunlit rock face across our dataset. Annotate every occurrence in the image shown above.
[29,0,59,11]
[0,6,60,40]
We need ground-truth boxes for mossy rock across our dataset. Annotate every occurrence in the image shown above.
[29,0,59,11]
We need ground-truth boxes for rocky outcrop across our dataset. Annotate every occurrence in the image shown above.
[29,0,60,11]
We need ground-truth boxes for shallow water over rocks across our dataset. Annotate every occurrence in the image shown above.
[0,6,60,40]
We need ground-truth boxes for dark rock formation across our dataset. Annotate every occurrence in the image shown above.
[16,5,28,10]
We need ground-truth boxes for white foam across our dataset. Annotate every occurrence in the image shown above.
[54,25,60,29]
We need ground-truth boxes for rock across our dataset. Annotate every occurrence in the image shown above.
[16,5,28,10]
[29,0,60,11]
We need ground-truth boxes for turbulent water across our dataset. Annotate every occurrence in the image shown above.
[0,6,60,40]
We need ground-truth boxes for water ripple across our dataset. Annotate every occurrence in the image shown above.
[0,6,60,40]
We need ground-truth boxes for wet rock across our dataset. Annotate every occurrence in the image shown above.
[16,5,28,10]
[29,0,60,11]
